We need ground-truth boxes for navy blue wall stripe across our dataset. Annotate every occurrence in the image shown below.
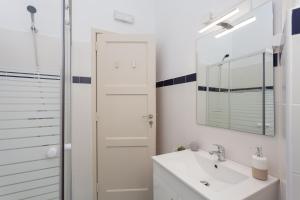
[156,73,196,88]
[163,79,174,86]
[292,8,300,35]
[72,76,91,84]
[174,76,186,84]
[198,86,207,91]
[156,81,163,88]
[186,73,196,82]
[197,86,274,92]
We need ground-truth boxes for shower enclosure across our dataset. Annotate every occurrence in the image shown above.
[0,0,71,199]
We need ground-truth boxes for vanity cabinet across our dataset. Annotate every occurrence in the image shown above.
[154,175,180,200]
[153,150,279,200]
[153,163,206,200]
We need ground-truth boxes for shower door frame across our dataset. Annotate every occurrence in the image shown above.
[61,0,72,199]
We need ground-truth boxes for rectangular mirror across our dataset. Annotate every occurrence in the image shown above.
[196,2,275,136]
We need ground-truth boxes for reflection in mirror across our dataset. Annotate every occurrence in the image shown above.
[229,53,264,134]
[207,63,230,129]
[264,53,275,136]
[196,2,275,136]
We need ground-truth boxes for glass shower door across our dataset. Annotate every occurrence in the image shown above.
[0,1,69,199]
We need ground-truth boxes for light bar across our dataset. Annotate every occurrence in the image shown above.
[198,8,240,34]
[215,17,257,38]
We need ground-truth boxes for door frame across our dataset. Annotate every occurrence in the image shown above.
[91,29,114,200]
[91,29,98,200]
[91,29,129,200]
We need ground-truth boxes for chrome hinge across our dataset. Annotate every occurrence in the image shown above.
[95,113,100,122]
[96,41,101,52]
[96,183,99,193]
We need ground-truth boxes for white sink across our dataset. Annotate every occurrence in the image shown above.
[152,150,279,200]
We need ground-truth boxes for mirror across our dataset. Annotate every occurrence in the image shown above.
[196,2,275,136]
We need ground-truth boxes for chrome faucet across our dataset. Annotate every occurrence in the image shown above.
[209,144,226,162]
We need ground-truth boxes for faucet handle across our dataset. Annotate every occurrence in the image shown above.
[209,144,226,162]
[213,144,225,151]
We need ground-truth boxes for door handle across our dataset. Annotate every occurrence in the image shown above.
[142,114,154,128]
[142,114,153,119]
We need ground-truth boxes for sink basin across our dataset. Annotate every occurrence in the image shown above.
[152,150,279,200]
[187,152,248,192]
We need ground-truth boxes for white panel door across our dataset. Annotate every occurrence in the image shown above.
[96,34,156,200]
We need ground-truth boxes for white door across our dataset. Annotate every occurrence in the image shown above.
[96,33,156,200]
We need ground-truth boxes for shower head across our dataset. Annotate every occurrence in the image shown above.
[222,54,230,61]
[218,54,230,67]
[27,5,37,14]
[27,5,38,33]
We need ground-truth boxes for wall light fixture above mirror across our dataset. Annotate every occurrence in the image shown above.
[215,16,256,38]
[198,8,240,34]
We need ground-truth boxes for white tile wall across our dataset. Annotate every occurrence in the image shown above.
[291,105,300,173]
[290,10,300,199]
[292,173,300,199]
[292,35,300,104]
[71,40,93,200]
[0,28,61,71]
[71,84,93,200]
[284,6,300,200]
